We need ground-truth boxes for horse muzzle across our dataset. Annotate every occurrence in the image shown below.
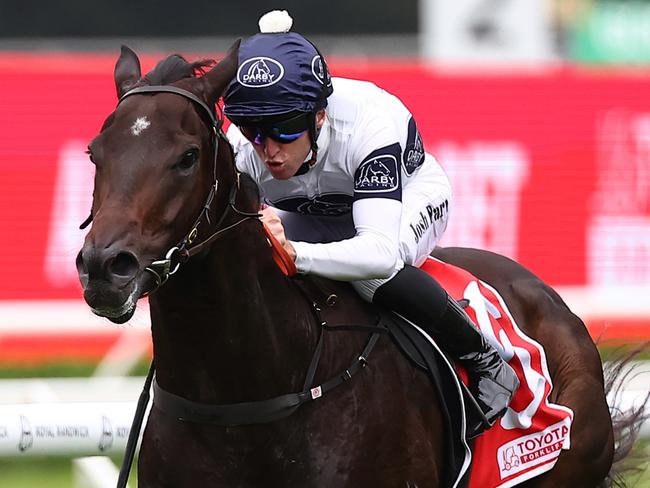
[76,245,145,324]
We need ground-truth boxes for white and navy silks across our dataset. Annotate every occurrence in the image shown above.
[227,77,452,301]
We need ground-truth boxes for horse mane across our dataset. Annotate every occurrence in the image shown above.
[143,54,215,85]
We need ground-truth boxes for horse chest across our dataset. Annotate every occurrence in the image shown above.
[141,409,356,487]
[140,386,440,488]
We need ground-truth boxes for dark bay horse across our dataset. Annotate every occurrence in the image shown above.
[76,42,642,487]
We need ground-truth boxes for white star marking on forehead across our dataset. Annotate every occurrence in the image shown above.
[131,116,151,136]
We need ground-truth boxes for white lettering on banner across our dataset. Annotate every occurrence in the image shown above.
[588,217,650,285]
[44,141,94,288]
[463,281,546,430]
[497,419,571,479]
[593,111,650,216]
[588,111,650,285]
[435,142,530,260]
[34,424,90,438]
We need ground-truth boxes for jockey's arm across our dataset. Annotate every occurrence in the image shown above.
[289,196,402,281]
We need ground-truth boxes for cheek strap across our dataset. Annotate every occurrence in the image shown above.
[308,111,320,154]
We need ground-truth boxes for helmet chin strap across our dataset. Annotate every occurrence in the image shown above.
[292,148,318,177]
[305,147,318,166]
[290,112,320,177]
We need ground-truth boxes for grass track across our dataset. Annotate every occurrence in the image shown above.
[0,457,72,488]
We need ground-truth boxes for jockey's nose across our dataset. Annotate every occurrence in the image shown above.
[76,243,140,287]
[262,138,282,158]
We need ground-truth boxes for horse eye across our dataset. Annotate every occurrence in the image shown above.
[177,148,199,170]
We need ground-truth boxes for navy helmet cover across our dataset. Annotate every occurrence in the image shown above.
[223,32,333,121]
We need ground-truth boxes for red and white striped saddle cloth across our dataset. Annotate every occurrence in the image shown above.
[420,257,574,488]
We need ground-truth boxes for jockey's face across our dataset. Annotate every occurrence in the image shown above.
[251,110,325,180]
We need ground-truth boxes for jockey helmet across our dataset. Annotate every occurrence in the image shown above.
[223,11,333,123]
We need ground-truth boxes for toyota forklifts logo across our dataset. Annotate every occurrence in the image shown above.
[497,420,570,478]
[237,57,285,88]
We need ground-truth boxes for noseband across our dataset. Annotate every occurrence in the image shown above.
[116,85,260,292]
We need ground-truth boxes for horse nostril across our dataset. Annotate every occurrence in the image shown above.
[75,250,88,275]
[107,251,139,279]
[76,250,90,289]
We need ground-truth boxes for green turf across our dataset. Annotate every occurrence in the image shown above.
[599,343,650,362]
[0,360,151,379]
[0,457,72,488]
[0,456,139,488]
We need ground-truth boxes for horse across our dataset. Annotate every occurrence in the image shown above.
[75,41,644,487]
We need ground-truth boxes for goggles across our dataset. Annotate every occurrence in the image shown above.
[237,112,310,145]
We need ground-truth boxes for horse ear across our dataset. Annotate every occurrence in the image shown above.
[202,39,241,105]
[114,45,142,99]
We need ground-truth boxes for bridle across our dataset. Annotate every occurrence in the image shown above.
[117,85,260,292]
[81,84,260,290]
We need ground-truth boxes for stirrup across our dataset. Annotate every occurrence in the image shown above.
[461,360,519,439]
[458,381,495,439]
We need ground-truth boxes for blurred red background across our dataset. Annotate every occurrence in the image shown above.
[1,53,649,360]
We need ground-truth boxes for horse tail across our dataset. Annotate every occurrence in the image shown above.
[599,343,650,488]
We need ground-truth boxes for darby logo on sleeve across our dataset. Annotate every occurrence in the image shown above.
[355,155,399,193]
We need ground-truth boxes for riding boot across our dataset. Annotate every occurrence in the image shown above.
[373,265,519,436]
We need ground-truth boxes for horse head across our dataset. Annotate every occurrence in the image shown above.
[76,41,243,323]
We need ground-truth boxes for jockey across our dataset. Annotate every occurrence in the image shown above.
[223,10,518,435]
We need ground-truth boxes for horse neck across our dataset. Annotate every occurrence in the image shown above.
[148,220,318,403]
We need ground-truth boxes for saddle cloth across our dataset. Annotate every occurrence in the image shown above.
[420,256,574,488]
